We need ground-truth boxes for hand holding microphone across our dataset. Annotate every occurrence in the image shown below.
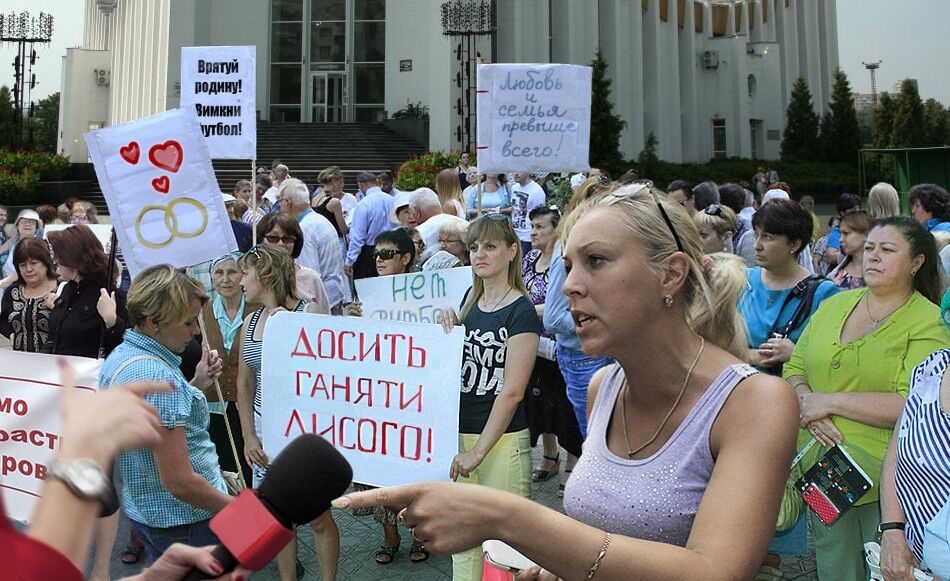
[182,434,353,580]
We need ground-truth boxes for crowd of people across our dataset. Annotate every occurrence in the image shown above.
[8,162,950,581]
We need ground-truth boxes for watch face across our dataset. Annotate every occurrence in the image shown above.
[72,463,107,496]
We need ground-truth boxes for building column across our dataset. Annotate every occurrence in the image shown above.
[599,0,644,159]
[798,0,823,111]
[110,0,172,124]
[660,0,683,162]
[641,0,660,157]
[679,0,699,162]
[775,0,798,114]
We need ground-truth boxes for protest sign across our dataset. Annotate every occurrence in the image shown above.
[180,46,257,159]
[0,352,101,523]
[476,63,592,174]
[261,311,464,488]
[354,267,472,323]
[85,107,238,276]
[43,223,113,251]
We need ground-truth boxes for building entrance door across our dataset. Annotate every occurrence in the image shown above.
[311,72,345,122]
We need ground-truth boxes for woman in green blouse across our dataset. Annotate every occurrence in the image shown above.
[784,216,950,581]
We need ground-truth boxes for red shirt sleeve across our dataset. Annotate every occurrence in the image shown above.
[0,493,83,581]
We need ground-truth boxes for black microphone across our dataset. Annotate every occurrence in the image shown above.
[182,434,352,580]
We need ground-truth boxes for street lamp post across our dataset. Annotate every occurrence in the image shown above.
[441,0,495,153]
[0,11,54,149]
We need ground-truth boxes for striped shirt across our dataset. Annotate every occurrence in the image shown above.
[100,330,226,528]
[896,349,950,562]
[243,301,309,486]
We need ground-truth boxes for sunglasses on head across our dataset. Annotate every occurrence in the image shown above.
[704,204,723,217]
[243,245,265,262]
[612,181,686,253]
[374,248,405,260]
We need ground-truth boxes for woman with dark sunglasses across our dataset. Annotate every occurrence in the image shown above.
[257,212,330,314]
[345,228,429,565]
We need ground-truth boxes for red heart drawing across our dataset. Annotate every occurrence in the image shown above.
[152,176,170,194]
[119,141,140,165]
[148,140,183,173]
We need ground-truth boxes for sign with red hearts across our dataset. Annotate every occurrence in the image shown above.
[84,107,238,276]
[180,45,256,160]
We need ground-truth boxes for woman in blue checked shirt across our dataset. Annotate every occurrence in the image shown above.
[99,265,228,562]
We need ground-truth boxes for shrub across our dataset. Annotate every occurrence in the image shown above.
[395,151,476,191]
[392,101,429,120]
[0,149,71,205]
[0,169,40,205]
[0,150,70,180]
[634,158,857,204]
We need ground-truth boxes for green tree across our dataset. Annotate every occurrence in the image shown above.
[0,86,15,150]
[31,92,60,153]
[637,131,659,179]
[872,92,895,149]
[817,112,833,161]
[923,98,948,147]
[819,70,861,164]
[856,106,874,147]
[588,50,626,171]
[781,77,820,162]
[891,79,926,148]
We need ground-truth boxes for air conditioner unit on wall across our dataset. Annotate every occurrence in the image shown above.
[94,69,110,87]
[96,0,117,15]
[702,50,719,69]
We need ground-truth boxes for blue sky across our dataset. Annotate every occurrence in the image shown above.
[2,0,949,104]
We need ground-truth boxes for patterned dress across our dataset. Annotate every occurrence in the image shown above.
[0,282,53,352]
[520,249,583,457]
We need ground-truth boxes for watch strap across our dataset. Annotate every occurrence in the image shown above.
[878,521,906,533]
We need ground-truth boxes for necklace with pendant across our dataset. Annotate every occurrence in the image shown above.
[619,337,705,458]
[865,292,910,330]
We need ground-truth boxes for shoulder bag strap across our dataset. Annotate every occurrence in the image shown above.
[770,276,827,339]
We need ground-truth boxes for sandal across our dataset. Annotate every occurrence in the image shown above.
[557,468,573,498]
[374,544,399,565]
[753,564,784,580]
[532,453,560,482]
[409,542,430,563]
[120,544,145,565]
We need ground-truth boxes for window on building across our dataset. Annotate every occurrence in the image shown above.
[748,74,757,98]
[712,118,727,159]
[271,0,303,121]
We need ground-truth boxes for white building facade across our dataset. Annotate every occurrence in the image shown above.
[59,0,838,163]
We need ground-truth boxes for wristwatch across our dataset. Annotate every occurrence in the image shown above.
[878,521,906,534]
[47,458,110,502]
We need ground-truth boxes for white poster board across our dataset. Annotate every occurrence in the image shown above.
[43,224,113,252]
[84,107,238,276]
[0,352,101,523]
[354,267,472,323]
[180,45,257,160]
[261,312,463,488]
[476,63,592,174]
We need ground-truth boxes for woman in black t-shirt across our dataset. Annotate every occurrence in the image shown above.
[438,214,541,581]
